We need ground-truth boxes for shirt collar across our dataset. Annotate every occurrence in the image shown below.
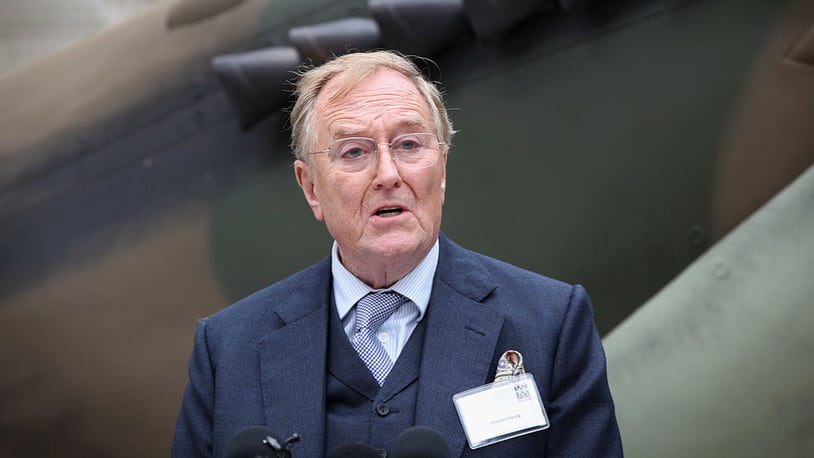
[332,239,439,322]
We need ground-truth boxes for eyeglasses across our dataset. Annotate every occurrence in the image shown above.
[309,133,446,173]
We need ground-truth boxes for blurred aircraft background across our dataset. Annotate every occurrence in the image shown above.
[1,0,812,456]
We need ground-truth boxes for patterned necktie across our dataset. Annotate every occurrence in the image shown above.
[352,291,407,385]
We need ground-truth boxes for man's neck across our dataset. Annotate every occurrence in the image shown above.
[339,252,425,289]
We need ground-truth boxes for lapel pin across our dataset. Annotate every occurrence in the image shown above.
[494,350,525,382]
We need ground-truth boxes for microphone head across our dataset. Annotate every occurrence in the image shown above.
[327,442,383,458]
[222,426,291,458]
[390,425,452,458]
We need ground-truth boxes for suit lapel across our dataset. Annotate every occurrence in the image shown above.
[416,236,505,457]
[253,238,505,457]
[259,259,331,457]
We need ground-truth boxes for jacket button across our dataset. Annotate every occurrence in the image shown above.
[376,403,390,416]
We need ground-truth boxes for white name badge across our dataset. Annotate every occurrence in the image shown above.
[453,373,549,449]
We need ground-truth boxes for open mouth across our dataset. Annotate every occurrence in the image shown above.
[375,207,404,217]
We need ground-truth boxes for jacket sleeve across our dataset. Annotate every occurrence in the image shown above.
[172,318,215,458]
[545,285,623,457]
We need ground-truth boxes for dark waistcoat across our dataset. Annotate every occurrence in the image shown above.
[325,301,427,454]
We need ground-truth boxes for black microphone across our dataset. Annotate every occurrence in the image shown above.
[222,426,300,458]
[328,442,386,458]
[390,426,452,458]
[327,442,384,458]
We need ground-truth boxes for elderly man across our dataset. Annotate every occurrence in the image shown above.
[172,50,622,457]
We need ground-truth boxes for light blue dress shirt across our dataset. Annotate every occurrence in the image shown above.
[332,239,439,363]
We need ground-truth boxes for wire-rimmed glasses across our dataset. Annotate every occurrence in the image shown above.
[309,133,445,173]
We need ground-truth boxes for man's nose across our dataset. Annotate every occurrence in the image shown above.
[373,144,402,186]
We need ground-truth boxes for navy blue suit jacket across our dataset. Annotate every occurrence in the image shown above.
[172,236,622,457]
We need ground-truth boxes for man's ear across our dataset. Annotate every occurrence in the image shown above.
[294,159,324,221]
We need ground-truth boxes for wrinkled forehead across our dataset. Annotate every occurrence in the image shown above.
[314,69,433,130]
[320,67,419,103]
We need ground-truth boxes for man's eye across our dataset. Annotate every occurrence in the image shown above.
[338,146,368,159]
[395,139,420,150]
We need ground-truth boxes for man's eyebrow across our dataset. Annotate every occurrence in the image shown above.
[397,117,429,129]
[332,118,429,139]
[329,130,370,143]
[334,127,366,138]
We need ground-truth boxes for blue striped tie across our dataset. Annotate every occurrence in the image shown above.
[352,291,407,385]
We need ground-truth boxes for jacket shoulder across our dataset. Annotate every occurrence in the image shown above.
[202,256,331,335]
[440,235,575,299]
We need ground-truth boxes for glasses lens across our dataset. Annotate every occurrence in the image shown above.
[326,134,441,172]
[329,138,376,172]
[392,133,440,169]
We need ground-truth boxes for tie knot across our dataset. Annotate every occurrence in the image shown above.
[355,291,407,332]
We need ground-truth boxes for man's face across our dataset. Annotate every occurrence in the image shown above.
[294,69,447,283]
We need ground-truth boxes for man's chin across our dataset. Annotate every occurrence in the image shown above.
[362,233,431,261]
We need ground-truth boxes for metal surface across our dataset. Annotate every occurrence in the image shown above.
[606,164,814,457]
[0,0,169,76]
[0,0,812,456]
